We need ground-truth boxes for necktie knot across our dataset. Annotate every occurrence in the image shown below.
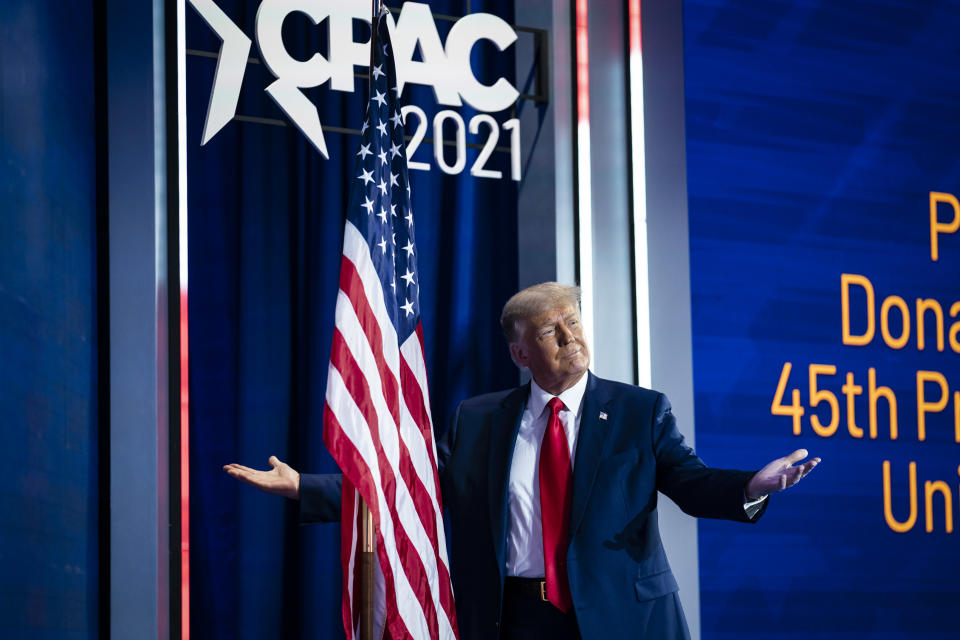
[547,397,565,416]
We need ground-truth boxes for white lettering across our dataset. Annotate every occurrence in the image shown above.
[188,0,521,157]
[328,1,371,92]
[444,12,518,112]
[188,0,252,145]
[389,3,460,106]
[256,0,332,155]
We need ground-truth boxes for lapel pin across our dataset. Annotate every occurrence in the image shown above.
[599,411,608,421]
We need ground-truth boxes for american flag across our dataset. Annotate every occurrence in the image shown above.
[322,10,459,640]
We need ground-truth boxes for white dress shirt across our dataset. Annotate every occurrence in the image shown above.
[504,373,767,577]
[505,373,588,577]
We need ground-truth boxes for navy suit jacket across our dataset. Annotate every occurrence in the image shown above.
[300,373,765,640]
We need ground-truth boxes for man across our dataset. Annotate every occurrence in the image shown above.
[225,282,819,640]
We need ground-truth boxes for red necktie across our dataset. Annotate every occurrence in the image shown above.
[539,397,574,612]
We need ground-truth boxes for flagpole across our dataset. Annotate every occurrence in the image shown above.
[359,2,382,638]
[360,500,375,640]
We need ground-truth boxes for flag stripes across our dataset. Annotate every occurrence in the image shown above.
[327,229,457,637]
[329,328,441,640]
[326,264,454,638]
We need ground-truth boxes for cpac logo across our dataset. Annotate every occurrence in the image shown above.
[189,0,520,158]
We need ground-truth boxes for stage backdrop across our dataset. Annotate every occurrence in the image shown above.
[685,1,960,638]
[185,1,526,637]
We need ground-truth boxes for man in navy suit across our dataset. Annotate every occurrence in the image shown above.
[225,282,819,640]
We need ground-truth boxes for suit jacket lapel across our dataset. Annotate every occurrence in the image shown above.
[487,384,528,581]
[570,373,613,538]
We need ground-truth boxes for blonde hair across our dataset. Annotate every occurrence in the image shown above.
[500,282,581,343]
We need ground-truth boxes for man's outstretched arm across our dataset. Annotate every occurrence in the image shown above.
[653,393,821,519]
[223,455,300,498]
[225,401,463,523]
[223,456,342,523]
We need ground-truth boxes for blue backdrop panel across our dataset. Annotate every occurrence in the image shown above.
[186,1,519,637]
[685,1,960,638]
[0,2,99,638]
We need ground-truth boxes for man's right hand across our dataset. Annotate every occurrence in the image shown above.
[223,455,301,499]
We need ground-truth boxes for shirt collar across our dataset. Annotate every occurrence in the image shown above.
[528,371,589,419]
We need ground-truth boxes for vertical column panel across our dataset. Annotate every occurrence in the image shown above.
[107,0,170,637]
[551,0,576,286]
[515,0,574,291]
[641,0,700,638]
[585,0,633,384]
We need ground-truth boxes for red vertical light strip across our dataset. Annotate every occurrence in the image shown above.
[629,0,641,54]
[180,288,190,640]
[177,0,190,633]
[576,0,590,124]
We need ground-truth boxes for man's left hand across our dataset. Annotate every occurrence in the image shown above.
[746,449,820,500]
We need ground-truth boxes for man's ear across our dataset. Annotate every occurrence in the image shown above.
[509,342,527,368]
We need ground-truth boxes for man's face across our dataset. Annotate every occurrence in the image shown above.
[509,303,591,395]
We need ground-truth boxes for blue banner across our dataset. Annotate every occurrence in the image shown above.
[685,1,960,638]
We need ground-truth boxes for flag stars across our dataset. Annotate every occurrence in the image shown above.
[347,34,422,328]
